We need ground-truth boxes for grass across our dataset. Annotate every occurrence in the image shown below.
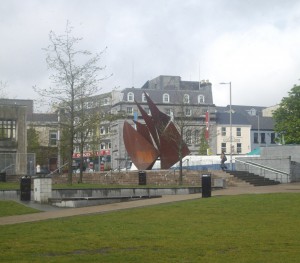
[0,201,40,217]
[0,193,300,262]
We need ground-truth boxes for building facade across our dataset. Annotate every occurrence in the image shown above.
[215,105,278,156]
[110,75,217,169]
[0,104,27,175]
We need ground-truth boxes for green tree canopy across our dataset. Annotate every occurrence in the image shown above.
[198,128,210,155]
[27,126,40,153]
[273,85,300,144]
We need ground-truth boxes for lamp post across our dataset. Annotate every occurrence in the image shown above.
[220,82,232,170]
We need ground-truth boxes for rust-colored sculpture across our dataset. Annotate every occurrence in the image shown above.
[123,93,190,170]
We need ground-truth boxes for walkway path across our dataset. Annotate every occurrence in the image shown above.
[1,183,300,226]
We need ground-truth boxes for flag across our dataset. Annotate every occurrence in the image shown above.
[205,111,209,141]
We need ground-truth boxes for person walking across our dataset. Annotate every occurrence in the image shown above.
[220,151,227,171]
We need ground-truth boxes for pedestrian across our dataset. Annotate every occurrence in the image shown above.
[36,164,41,173]
[220,151,227,171]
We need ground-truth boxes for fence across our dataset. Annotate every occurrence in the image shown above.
[235,157,290,183]
[0,153,35,175]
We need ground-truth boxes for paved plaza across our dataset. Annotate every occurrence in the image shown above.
[0,182,300,226]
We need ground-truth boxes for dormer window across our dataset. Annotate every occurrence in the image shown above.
[183,94,190,104]
[198,95,205,104]
[163,93,170,103]
[142,93,149,102]
[127,92,134,102]
[247,108,257,116]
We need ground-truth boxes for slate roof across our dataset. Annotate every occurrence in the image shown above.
[27,113,58,123]
[216,105,275,130]
[0,99,34,115]
[121,87,213,105]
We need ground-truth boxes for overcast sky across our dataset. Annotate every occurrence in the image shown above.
[1,0,300,111]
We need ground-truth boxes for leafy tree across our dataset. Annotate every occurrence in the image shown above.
[34,22,109,184]
[198,127,210,155]
[27,125,57,169]
[273,85,300,144]
[74,98,102,183]
[27,125,40,153]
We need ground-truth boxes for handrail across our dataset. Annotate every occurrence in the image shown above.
[47,163,69,176]
[163,159,189,177]
[235,159,290,183]
[1,164,15,172]
[163,167,176,177]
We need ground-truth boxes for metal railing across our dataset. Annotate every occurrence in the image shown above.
[1,164,15,173]
[235,159,290,183]
[48,163,69,176]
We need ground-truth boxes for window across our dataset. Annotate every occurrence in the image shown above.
[194,130,200,144]
[127,107,133,114]
[100,126,105,135]
[247,108,257,116]
[198,95,205,104]
[183,94,190,104]
[74,146,80,153]
[144,107,151,115]
[165,108,172,116]
[108,142,112,149]
[271,133,276,144]
[186,130,192,144]
[236,127,241,137]
[87,130,93,137]
[103,98,109,105]
[83,144,91,152]
[87,101,93,108]
[142,93,149,102]
[221,143,226,153]
[100,143,106,150]
[163,93,170,103]
[260,133,266,144]
[127,92,134,102]
[49,131,57,146]
[0,120,16,140]
[237,143,242,153]
[185,108,192,116]
[254,132,258,143]
[221,127,226,136]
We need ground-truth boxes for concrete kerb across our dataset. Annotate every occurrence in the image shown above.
[1,183,300,226]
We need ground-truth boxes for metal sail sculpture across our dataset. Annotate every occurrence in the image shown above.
[123,93,190,170]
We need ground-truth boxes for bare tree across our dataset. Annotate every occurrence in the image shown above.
[73,98,101,183]
[163,97,201,185]
[34,22,109,184]
[0,81,8,98]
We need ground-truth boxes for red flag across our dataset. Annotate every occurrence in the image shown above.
[205,111,209,140]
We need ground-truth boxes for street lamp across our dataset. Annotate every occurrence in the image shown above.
[220,82,232,170]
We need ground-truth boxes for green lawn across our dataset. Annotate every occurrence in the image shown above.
[0,193,299,262]
[0,201,39,217]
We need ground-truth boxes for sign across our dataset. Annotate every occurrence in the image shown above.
[72,150,110,158]
[222,137,240,143]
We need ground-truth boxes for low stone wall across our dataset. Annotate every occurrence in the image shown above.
[52,170,221,186]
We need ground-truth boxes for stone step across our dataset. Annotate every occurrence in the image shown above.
[225,170,280,186]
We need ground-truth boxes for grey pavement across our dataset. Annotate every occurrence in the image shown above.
[1,182,300,226]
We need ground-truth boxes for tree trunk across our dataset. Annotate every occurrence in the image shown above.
[179,127,184,185]
[79,147,84,183]
[67,148,73,185]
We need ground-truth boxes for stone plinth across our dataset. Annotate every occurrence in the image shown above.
[34,178,52,203]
